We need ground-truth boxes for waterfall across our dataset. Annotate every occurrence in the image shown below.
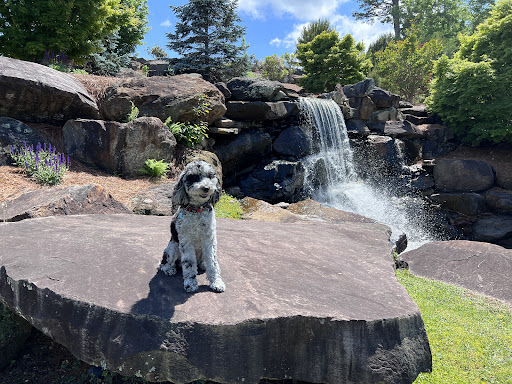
[299,97,438,250]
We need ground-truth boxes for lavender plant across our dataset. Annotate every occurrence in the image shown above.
[10,142,70,186]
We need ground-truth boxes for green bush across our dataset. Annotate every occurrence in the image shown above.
[215,192,243,219]
[426,0,512,145]
[125,101,139,123]
[261,54,288,81]
[10,142,69,186]
[139,159,171,178]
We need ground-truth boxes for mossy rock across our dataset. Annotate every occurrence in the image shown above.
[0,302,32,369]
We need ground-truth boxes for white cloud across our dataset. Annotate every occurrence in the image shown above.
[331,15,394,49]
[160,19,172,28]
[269,22,308,49]
[238,0,349,21]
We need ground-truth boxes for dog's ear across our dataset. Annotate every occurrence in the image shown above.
[172,176,189,208]
[210,177,221,206]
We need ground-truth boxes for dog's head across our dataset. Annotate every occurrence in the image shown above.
[172,160,221,208]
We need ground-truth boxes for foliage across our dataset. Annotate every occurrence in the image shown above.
[353,0,402,39]
[396,270,512,383]
[125,102,140,123]
[296,31,370,93]
[373,27,443,102]
[297,18,335,45]
[215,192,243,219]
[166,0,247,82]
[116,0,149,55]
[426,0,512,145]
[86,32,131,76]
[0,0,146,63]
[261,54,288,81]
[146,44,167,59]
[141,65,149,77]
[139,159,171,178]
[366,32,395,60]
[281,52,301,75]
[10,142,69,186]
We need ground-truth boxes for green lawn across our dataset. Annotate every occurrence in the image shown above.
[396,270,512,384]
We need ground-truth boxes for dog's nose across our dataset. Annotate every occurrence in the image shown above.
[201,186,210,193]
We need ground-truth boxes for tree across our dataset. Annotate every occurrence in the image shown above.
[426,0,512,145]
[0,0,147,62]
[166,0,247,82]
[116,0,150,55]
[147,45,168,59]
[373,27,442,101]
[297,18,335,45]
[261,55,288,81]
[353,0,402,39]
[296,31,370,93]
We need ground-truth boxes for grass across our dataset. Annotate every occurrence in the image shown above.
[215,192,243,219]
[396,270,512,384]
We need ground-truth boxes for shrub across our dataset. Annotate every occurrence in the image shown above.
[139,159,171,178]
[10,142,69,186]
[125,102,139,123]
[261,54,288,81]
[215,192,243,219]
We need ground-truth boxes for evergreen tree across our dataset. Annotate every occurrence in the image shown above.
[297,18,335,45]
[353,0,402,39]
[166,0,247,82]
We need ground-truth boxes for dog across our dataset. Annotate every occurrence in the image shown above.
[160,160,225,293]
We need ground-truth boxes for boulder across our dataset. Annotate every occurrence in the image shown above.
[429,193,485,216]
[382,121,421,139]
[401,240,512,304]
[399,105,428,117]
[287,199,376,223]
[214,82,231,99]
[63,117,176,177]
[239,160,305,203]
[226,77,285,101]
[368,87,400,109]
[348,96,375,120]
[472,215,512,244]
[0,303,32,370]
[0,117,47,165]
[132,182,176,216]
[342,78,375,98]
[100,75,226,124]
[433,159,495,193]
[484,188,512,214]
[346,119,370,135]
[2,184,131,222]
[0,214,432,383]
[273,126,310,158]
[0,57,100,124]
[225,101,299,121]
[214,131,272,178]
[415,124,453,143]
[240,197,305,223]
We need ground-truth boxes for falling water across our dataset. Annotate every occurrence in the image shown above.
[299,97,438,250]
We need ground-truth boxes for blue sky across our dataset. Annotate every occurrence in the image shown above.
[136,0,394,60]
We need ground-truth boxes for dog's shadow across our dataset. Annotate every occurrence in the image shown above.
[130,269,210,320]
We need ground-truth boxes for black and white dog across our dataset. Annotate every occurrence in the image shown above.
[160,160,225,293]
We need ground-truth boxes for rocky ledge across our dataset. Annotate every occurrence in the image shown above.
[0,214,431,383]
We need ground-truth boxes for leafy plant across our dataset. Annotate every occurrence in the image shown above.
[215,192,243,219]
[261,54,288,81]
[139,159,171,178]
[141,64,149,77]
[126,101,139,123]
[10,142,70,186]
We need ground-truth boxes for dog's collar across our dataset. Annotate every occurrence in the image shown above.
[184,204,212,213]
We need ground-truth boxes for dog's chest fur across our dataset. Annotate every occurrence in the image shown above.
[174,208,216,244]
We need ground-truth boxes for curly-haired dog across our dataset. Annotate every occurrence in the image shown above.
[160,160,225,293]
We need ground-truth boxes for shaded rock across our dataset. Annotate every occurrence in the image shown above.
[369,87,400,109]
[399,105,428,117]
[273,126,310,157]
[0,303,32,370]
[415,124,453,143]
[3,184,131,222]
[239,160,305,203]
[0,117,47,165]
[280,83,304,98]
[366,135,395,163]
[226,77,285,101]
[225,101,299,121]
[404,114,434,125]
[411,174,435,191]
[484,188,512,214]
[472,215,512,245]
[342,78,375,98]
[0,57,100,124]
[348,96,375,120]
[63,117,176,177]
[100,75,226,124]
[433,159,495,193]
[421,140,455,160]
[401,240,512,304]
[346,119,370,135]
[430,193,485,216]
[369,120,420,139]
[214,82,231,99]
[240,197,304,222]
[0,214,432,383]
[132,182,176,216]
[214,131,272,178]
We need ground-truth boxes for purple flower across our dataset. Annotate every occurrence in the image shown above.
[35,152,39,163]
[48,143,51,152]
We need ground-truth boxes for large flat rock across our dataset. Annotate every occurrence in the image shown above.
[401,240,512,304]
[0,215,431,383]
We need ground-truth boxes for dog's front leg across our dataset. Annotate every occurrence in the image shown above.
[202,237,225,292]
[161,240,179,276]
[179,241,199,293]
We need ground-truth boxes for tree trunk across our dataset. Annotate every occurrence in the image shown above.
[392,0,401,39]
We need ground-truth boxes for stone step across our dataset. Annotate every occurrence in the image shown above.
[208,126,240,135]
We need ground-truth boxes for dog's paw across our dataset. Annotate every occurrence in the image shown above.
[184,278,199,293]
[160,263,177,276]
[210,278,225,293]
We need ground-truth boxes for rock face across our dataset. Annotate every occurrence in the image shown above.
[100,74,226,124]
[0,117,47,165]
[433,159,495,192]
[0,214,432,384]
[131,182,176,216]
[0,57,100,123]
[63,117,176,177]
[401,240,512,304]
[225,101,299,121]
[3,184,131,222]
[0,303,32,370]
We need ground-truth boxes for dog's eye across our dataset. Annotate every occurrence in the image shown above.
[185,174,201,185]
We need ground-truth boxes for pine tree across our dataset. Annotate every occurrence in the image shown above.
[166,0,247,82]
